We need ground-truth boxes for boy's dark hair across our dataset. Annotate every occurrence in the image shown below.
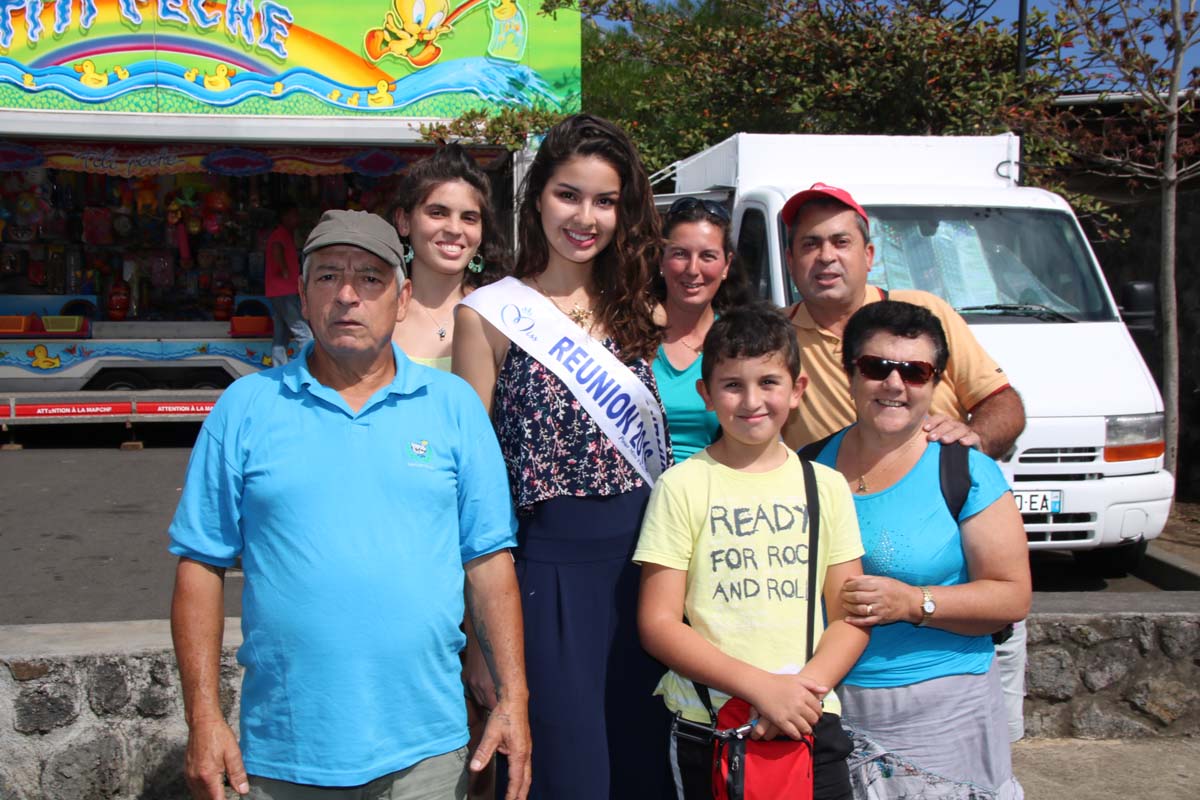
[841,300,949,380]
[701,302,802,384]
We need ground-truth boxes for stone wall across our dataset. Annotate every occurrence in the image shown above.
[2,602,1199,799]
[0,621,241,800]
[1024,595,1200,738]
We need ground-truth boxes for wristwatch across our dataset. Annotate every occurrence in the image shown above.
[918,587,936,626]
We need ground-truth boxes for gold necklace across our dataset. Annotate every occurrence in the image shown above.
[851,430,922,493]
[533,277,594,328]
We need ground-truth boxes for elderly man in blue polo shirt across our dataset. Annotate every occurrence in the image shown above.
[169,210,530,800]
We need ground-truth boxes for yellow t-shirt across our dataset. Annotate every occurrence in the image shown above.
[633,448,864,722]
[782,288,1012,450]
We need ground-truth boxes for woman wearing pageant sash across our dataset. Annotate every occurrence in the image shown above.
[652,197,751,463]
[454,114,671,800]
[391,143,510,371]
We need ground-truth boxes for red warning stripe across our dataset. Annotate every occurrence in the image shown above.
[0,404,9,417]
[14,402,134,418]
[135,402,216,415]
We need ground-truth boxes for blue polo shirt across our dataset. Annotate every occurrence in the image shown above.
[169,343,517,786]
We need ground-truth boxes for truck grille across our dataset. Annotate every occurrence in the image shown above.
[1015,446,1100,464]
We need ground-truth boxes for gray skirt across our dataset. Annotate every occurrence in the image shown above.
[840,663,1023,800]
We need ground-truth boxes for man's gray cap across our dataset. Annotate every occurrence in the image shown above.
[303,209,406,279]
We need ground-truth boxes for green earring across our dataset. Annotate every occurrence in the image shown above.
[401,242,414,266]
[467,253,484,273]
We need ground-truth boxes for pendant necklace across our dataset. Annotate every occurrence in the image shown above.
[419,303,450,341]
[533,277,594,329]
[853,431,921,494]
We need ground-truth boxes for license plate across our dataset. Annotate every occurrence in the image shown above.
[1013,490,1062,514]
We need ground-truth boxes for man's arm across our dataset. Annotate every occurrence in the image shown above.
[464,551,530,800]
[924,386,1026,457]
[171,558,248,800]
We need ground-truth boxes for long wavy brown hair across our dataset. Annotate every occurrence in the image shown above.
[514,114,663,362]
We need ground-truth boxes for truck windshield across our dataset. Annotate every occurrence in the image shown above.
[834,206,1117,322]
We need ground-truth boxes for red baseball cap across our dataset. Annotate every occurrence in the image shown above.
[781,183,870,229]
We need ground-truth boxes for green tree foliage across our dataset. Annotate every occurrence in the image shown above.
[580,1,1070,173]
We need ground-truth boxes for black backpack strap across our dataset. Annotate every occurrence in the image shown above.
[939,442,972,522]
[801,458,820,660]
[797,432,837,463]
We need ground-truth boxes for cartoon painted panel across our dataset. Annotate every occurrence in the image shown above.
[0,0,579,117]
[0,339,274,372]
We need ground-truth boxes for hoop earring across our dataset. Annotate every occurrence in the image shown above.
[467,253,484,273]
[401,241,414,266]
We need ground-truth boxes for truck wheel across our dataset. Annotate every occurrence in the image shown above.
[1073,539,1148,577]
[87,370,152,391]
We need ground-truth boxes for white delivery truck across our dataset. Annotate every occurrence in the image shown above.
[655,133,1174,569]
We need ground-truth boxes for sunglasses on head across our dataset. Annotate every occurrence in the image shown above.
[853,355,938,386]
[666,196,731,222]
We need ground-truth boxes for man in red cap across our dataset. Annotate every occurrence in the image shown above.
[780,182,1025,458]
[780,183,1028,745]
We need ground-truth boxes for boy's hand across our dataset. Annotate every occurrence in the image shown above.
[745,673,828,740]
[745,707,780,741]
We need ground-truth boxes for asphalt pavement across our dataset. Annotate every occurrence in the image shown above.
[0,444,1194,624]
[0,446,242,624]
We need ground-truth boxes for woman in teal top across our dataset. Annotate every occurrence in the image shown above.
[390,143,510,372]
[652,197,751,462]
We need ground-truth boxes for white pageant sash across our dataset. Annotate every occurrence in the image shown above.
[461,276,668,486]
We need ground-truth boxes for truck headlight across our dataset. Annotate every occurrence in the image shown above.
[1104,413,1165,462]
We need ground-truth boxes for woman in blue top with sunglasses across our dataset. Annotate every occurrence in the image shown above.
[652,197,752,462]
[807,300,1030,800]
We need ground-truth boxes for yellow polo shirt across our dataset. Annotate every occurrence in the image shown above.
[783,288,1011,450]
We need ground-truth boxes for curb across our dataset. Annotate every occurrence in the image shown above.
[1134,543,1200,591]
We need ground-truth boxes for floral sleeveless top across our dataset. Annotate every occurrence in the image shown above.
[493,339,669,512]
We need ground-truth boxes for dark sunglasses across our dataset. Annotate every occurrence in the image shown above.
[853,355,939,386]
[666,196,731,222]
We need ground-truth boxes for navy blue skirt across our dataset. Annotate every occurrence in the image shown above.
[497,487,671,800]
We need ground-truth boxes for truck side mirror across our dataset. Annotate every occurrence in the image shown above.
[1119,280,1157,334]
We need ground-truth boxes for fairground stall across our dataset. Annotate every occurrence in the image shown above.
[0,0,578,428]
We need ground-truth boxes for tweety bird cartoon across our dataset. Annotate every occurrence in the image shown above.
[364,0,454,68]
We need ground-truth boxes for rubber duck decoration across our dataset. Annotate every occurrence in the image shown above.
[203,64,236,91]
[22,73,34,88]
[363,0,453,68]
[328,89,342,101]
[183,67,200,82]
[271,81,284,95]
[368,80,394,107]
[74,60,108,88]
[347,92,360,106]
[114,65,129,81]
[27,344,61,370]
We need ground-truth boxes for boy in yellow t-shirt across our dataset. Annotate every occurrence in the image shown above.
[635,302,868,800]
